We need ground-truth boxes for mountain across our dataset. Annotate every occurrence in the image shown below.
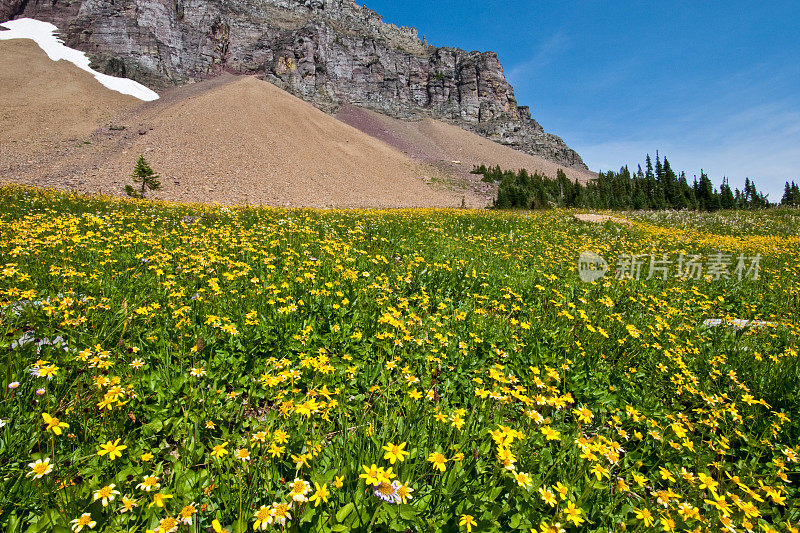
[336,104,596,189]
[3,0,589,170]
[1,39,490,207]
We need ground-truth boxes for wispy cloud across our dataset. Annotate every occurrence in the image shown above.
[507,32,570,82]
[576,128,800,201]
[571,63,800,201]
[500,9,799,203]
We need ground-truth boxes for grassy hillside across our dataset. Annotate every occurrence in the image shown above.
[1,186,798,532]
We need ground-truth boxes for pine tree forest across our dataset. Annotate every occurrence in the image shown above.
[472,153,797,211]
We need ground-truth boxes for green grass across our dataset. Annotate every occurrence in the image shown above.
[0,185,798,533]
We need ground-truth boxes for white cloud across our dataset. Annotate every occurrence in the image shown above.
[576,136,799,201]
[573,91,800,201]
[508,32,570,82]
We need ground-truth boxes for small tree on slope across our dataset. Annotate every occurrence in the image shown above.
[125,155,162,199]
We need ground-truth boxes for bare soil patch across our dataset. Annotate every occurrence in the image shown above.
[573,213,631,225]
[336,104,598,198]
[0,40,140,177]
[1,41,484,208]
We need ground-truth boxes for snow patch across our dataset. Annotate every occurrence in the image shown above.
[0,18,159,101]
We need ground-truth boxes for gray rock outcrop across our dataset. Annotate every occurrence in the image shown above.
[5,0,587,169]
[0,0,25,23]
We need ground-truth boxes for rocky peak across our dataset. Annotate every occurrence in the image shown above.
[5,0,588,169]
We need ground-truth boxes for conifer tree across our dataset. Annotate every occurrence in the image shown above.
[125,155,162,199]
[662,158,679,207]
[655,152,664,181]
[695,171,719,210]
[781,181,799,207]
[486,153,773,212]
[743,178,753,207]
[720,178,736,209]
[743,179,768,209]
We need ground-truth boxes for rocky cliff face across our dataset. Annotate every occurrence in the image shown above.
[0,1,18,22]
[6,0,588,169]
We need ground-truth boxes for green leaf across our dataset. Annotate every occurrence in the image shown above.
[398,504,417,521]
[300,504,316,524]
[508,513,525,529]
[336,502,355,523]
[483,486,503,502]
[388,519,408,532]
[232,516,249,533]
[22,510,66,533]
[5,513,22,533]
[142,418,163,436]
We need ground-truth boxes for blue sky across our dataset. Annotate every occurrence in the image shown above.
[362,0,800,200]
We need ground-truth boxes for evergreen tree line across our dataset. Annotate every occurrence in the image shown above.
[782,181,800,207]
[472,153,796,210]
